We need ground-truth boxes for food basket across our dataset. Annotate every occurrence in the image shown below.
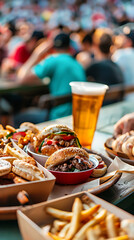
[17,191,134,240]
[104,137,134,166]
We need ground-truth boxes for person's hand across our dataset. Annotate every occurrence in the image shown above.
[114,112,134,137]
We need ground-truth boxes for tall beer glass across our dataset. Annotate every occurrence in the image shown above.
[70,82,108,149]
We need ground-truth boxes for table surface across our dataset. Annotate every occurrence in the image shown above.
[1,99,134,240]
[0,78,48,94]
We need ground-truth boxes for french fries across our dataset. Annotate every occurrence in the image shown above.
[106,214,117,238]
[46,204,100,221]
[43,195,133,240]
[5,125,16,132]
[4,145,25,160]
[66,198,82,239]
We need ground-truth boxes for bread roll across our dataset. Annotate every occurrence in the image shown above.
[20,122,39,134]
[112,131,134,157]
[0,159,11,176]
[12,160,45,181]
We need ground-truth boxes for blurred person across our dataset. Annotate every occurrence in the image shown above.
[112,29,134,85]
[82,29,95,53]
[85,32,124,86]
[1,30,44,77]
[76,30,95,68]
[17,32,86,120]
[16,21,34,41]
[114,112,134,137]
[2,21,23,55]
[0,32,6,67]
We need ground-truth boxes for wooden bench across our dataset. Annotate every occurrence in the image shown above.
[38,84,134,110]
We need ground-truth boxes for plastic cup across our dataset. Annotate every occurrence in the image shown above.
[70,82,108,149]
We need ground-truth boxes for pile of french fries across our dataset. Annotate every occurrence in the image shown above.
[0,124,34,151]
[42,195,134,240]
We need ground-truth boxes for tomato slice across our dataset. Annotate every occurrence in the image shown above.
[47,140,53,145]
[62,135,75,141]
[12,132,26,140]
[96,163,104,169]
[36,147,39,152]
[47,139,58,145]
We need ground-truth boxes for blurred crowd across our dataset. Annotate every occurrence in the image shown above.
[0,0,134,126]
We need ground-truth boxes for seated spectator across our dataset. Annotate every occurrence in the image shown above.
[112,29,134,86]
[4,21,23,56]
[86,32,124,86]
[1,31,44,77]
[17,32,86,120]
[76,30,95,68]
[0,32,6,67]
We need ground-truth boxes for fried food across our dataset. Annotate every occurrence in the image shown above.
[5,125,16,132]
[44,195,133,240]
[4,145,25,160]
[106,214,117,238]
[12,160,45,181]
[0,159,11,176]
[13,176,28,184]
[46,204,100,221]
[66,198,82,239]
[22,156,37,166]
[1,172,16,180]
[112,131,134,157]
[0,156,18,165]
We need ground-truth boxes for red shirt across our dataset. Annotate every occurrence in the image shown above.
[10,44,31,66]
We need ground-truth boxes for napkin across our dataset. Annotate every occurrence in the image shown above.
[106,156,134,192]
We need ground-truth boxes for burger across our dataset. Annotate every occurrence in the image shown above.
[45,147,96,172]
[33,125,81,156]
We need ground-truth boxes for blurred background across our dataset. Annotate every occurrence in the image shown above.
[0,0,134,128]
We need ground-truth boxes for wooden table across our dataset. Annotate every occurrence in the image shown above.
[0,79,49,126]
[0,78,49,95]
[1,99,134,240]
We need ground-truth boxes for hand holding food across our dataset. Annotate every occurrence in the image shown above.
[114,113,134,137]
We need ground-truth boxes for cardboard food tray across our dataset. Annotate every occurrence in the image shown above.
[0,162,55,220]
[104,137,134,166]
[17,191,134,240]
[0,142,56,220]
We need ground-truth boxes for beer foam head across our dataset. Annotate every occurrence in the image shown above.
[70,82,109,95]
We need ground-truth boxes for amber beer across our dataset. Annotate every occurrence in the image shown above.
[70,82,108,149]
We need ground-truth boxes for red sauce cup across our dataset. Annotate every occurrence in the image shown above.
[49,157,99,185]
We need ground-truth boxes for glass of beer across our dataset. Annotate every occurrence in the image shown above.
[70,82,108,149]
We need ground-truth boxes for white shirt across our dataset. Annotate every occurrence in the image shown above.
[112,48,134,85]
